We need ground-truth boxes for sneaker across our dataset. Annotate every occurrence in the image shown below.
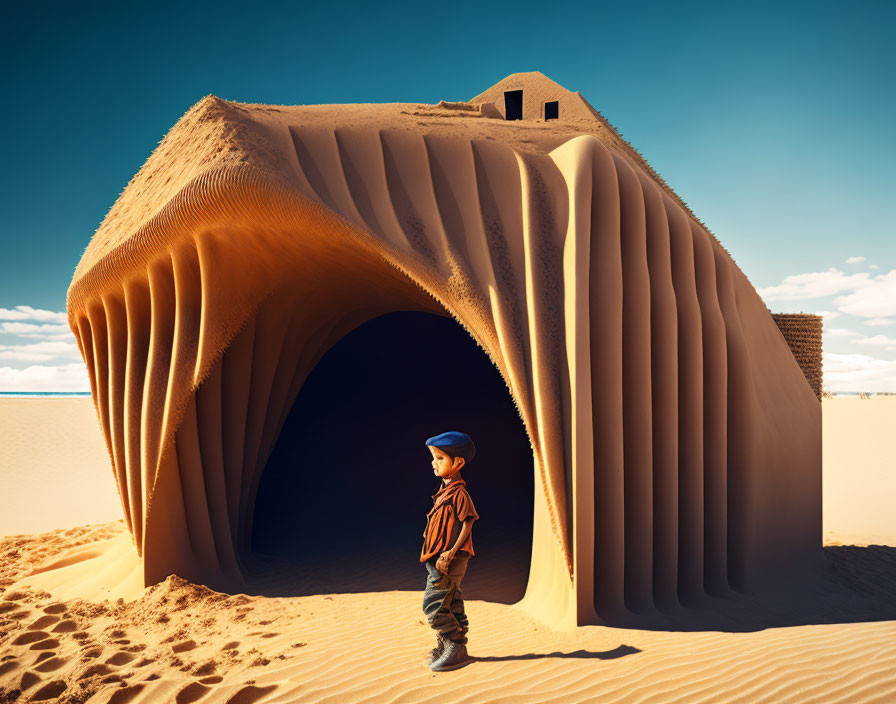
[422,633,450,666]
[428,638,473,671]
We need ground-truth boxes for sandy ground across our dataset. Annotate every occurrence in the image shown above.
[0,399,120,536]
[822,397,896,546]
[0,397,894,702]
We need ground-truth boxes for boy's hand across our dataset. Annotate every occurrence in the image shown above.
[436,551,454,573]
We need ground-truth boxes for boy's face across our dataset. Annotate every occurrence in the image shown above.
[428,445,464,480]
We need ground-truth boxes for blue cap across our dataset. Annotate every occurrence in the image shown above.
[425,431,476,463]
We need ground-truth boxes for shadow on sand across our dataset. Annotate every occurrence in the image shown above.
[596,545,896,633]
[472,645,642,662]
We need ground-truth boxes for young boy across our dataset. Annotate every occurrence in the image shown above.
[420,430,479,672]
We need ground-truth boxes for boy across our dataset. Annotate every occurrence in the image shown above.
[420,430,479,672]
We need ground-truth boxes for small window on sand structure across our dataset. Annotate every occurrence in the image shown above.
[504,90,523,120]
[544,101,559,120]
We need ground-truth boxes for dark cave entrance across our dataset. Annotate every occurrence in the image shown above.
[250,311,534,603]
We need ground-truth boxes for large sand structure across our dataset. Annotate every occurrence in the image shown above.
[64,72,824,629]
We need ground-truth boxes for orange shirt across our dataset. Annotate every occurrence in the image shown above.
[420,478,479,562]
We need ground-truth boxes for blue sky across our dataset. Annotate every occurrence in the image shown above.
[1,0,893,391]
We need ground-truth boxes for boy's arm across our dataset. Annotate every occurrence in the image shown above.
[448,519,475,558]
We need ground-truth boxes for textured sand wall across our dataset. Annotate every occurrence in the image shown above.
[65,102,823,627]
[771,313,823,400]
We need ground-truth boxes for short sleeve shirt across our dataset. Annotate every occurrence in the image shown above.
[420,478,479,562]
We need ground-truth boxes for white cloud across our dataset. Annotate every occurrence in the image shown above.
[833,270,896,319]
[0,322,71,335]
[0,363,89,392]
[13,332,78,341]
[0,340,81,362]
[846,256,866,264]
[865,318,895,327]
[870,264,880,270]
[0,305,87,390]
[824,328,861,337]
[851,334,896,347]
[0,306,67,323]
[757,268,873,301]
[823,352,896,393]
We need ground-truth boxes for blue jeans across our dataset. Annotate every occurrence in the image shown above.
[422,551,471,645]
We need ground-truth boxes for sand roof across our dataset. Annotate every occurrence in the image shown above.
[68,72,727,314]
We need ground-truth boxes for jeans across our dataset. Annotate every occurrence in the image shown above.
[422,551,471,645]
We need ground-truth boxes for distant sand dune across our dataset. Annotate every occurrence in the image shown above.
[823,397,896,546]
[0,398,120,536]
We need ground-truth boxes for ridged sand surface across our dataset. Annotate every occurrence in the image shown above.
[2,520,896,704]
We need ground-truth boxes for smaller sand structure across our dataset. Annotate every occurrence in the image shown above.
[66,72,824,629]
[771,313,823,400]
[470,72,608,122]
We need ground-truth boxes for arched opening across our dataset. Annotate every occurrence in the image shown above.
[249,310,534,603]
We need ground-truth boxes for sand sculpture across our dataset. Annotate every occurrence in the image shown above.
[66,72,824,627]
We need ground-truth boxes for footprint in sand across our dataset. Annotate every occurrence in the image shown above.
[260,633,278,639]
[12,630,49,645]
[105,651,138,666]
[52,619,77,633]
[29,637,60,651]
[99,672,126,686]
[200,675,223,684]
[35,656,68,672]
[107,683,145,704]
[43,603,67,615]
[224,684,278,704]
[221,641,240,651]
[0,660,18,676]
[31,679,67,701]
[122,643,147,653]
[193,660,217,676]
[134,657,154,668]
[28,615,59,630]
[176,682,211,703]
[78,663,114,679]
[0,602,19,614]
[20,670,41,690]
[3,591,28,601]
[34,652,55,663]
[82,647,103,659]
[172,639,198,653]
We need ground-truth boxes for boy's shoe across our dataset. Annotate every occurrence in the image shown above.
[429,639,473,671]
[422,633,450,666]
